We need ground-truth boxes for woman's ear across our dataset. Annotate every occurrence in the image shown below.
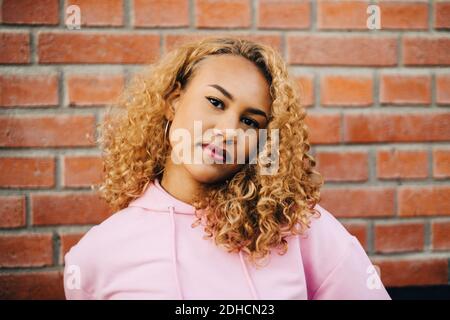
[165,82,183,121]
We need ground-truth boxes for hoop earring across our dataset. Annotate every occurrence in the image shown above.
[164,120,171,141]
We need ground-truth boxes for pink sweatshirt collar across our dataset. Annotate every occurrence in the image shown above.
[129,178,197,215]
[128,178,259,300]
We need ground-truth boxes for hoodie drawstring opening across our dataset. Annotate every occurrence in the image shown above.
[169,205,184,300]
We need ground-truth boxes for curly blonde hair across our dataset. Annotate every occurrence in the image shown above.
[95,37,324,269]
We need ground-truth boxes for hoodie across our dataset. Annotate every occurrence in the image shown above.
[63,178,391,300]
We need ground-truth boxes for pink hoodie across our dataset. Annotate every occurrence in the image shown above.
[63,179,391,300]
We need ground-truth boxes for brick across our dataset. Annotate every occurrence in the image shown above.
[0,32,30,64]
[433,149,450,179]
[287,35,397,66]
[0,115,96,147]
[374,259,448,287]
[380,74,431,105]
[317,0,368,30]
[377,149,428,179]
[374,222,424,253]
[165,34,283,55]
[436,74,450,105]
[341,222,368,251]
[399,186,450,217]
[0,74,59,107]
[294,75,314,107]
[31,192,112,225]
[1,0,59,25]
[344,112,450,143]
[0,234,53,267]
[134,0,189,27]
[67,74,124,106]
[432,221,450,251]
[321,75,373,106]
[403,37,450,66]
[38,33,160,64]
[196,0,251,28]
[434,1,450,29]
[0,157,55,188]
[66,0,123,26]
[258,0,310,29]
[320,187,395,218]
[304,113,341,144]
[0,196,26,228]
[379,2,428,30]
[316,151,368,182]
[59,232,85,264]
[63,156,103,187]
[0,271,64,299]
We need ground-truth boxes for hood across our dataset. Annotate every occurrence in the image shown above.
[128,178,259,300]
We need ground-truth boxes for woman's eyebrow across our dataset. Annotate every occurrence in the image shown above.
[208,84,268,119]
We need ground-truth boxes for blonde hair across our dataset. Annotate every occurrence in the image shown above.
[95,37,324,268]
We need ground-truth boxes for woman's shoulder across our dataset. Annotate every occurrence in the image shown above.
[299,203,356,257]
[64,206,169,274]
[63,205,163,298]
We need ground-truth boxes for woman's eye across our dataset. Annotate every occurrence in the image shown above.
[241,117,260,129]
[206,97,224,109]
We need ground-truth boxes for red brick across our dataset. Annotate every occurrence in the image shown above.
[196,0,251,28]
[341,222,368,251]
[1,0,59,25]
[165,34,283,54]
[379,2,428,30]
[380,74,431,105]
[316,151,368,182]
[287,35,397,66]
[320,187,395,218]
[258,0,310,29]
[31,192,112,225]
[434,1,450,29]
[134,0,189,27]
[344,113,450,143]
[0,115,96,147]
[0,74,58,107]
[0,196,26,228]
[63,156,103,187]
[294,75,314,107]
[67,74,124,107]
[432,221,450,251]
[433,149,450,179]
[399,186,450,217]
[38,32,160,64]
[317,1,368,30]
[377,149,428,179]
[321,75,373,106]
[0,157,55,188]
[437,74,450,105]
[0,234,53,267]
[403,37,450,66]
[374,259,448,287]
[66,0,123,26]
[0,271,64,299]
[0,32,30,64]
[374,222,424,253]
[304,113,341,144]
[59,232,85,264]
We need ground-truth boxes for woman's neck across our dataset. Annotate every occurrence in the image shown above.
[160,159,201,206]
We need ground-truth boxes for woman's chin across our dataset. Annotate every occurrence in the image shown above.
[184,163,239,185]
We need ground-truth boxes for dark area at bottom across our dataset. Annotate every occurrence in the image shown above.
[387,285,450,300]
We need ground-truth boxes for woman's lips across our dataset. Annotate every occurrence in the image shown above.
[201,143,227,162]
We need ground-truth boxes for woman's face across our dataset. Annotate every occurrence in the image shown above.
[166,54,272,184]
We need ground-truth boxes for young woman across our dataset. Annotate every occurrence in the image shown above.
[63,37,391,300]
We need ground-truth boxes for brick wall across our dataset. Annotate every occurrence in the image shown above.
[0,0,449,299]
